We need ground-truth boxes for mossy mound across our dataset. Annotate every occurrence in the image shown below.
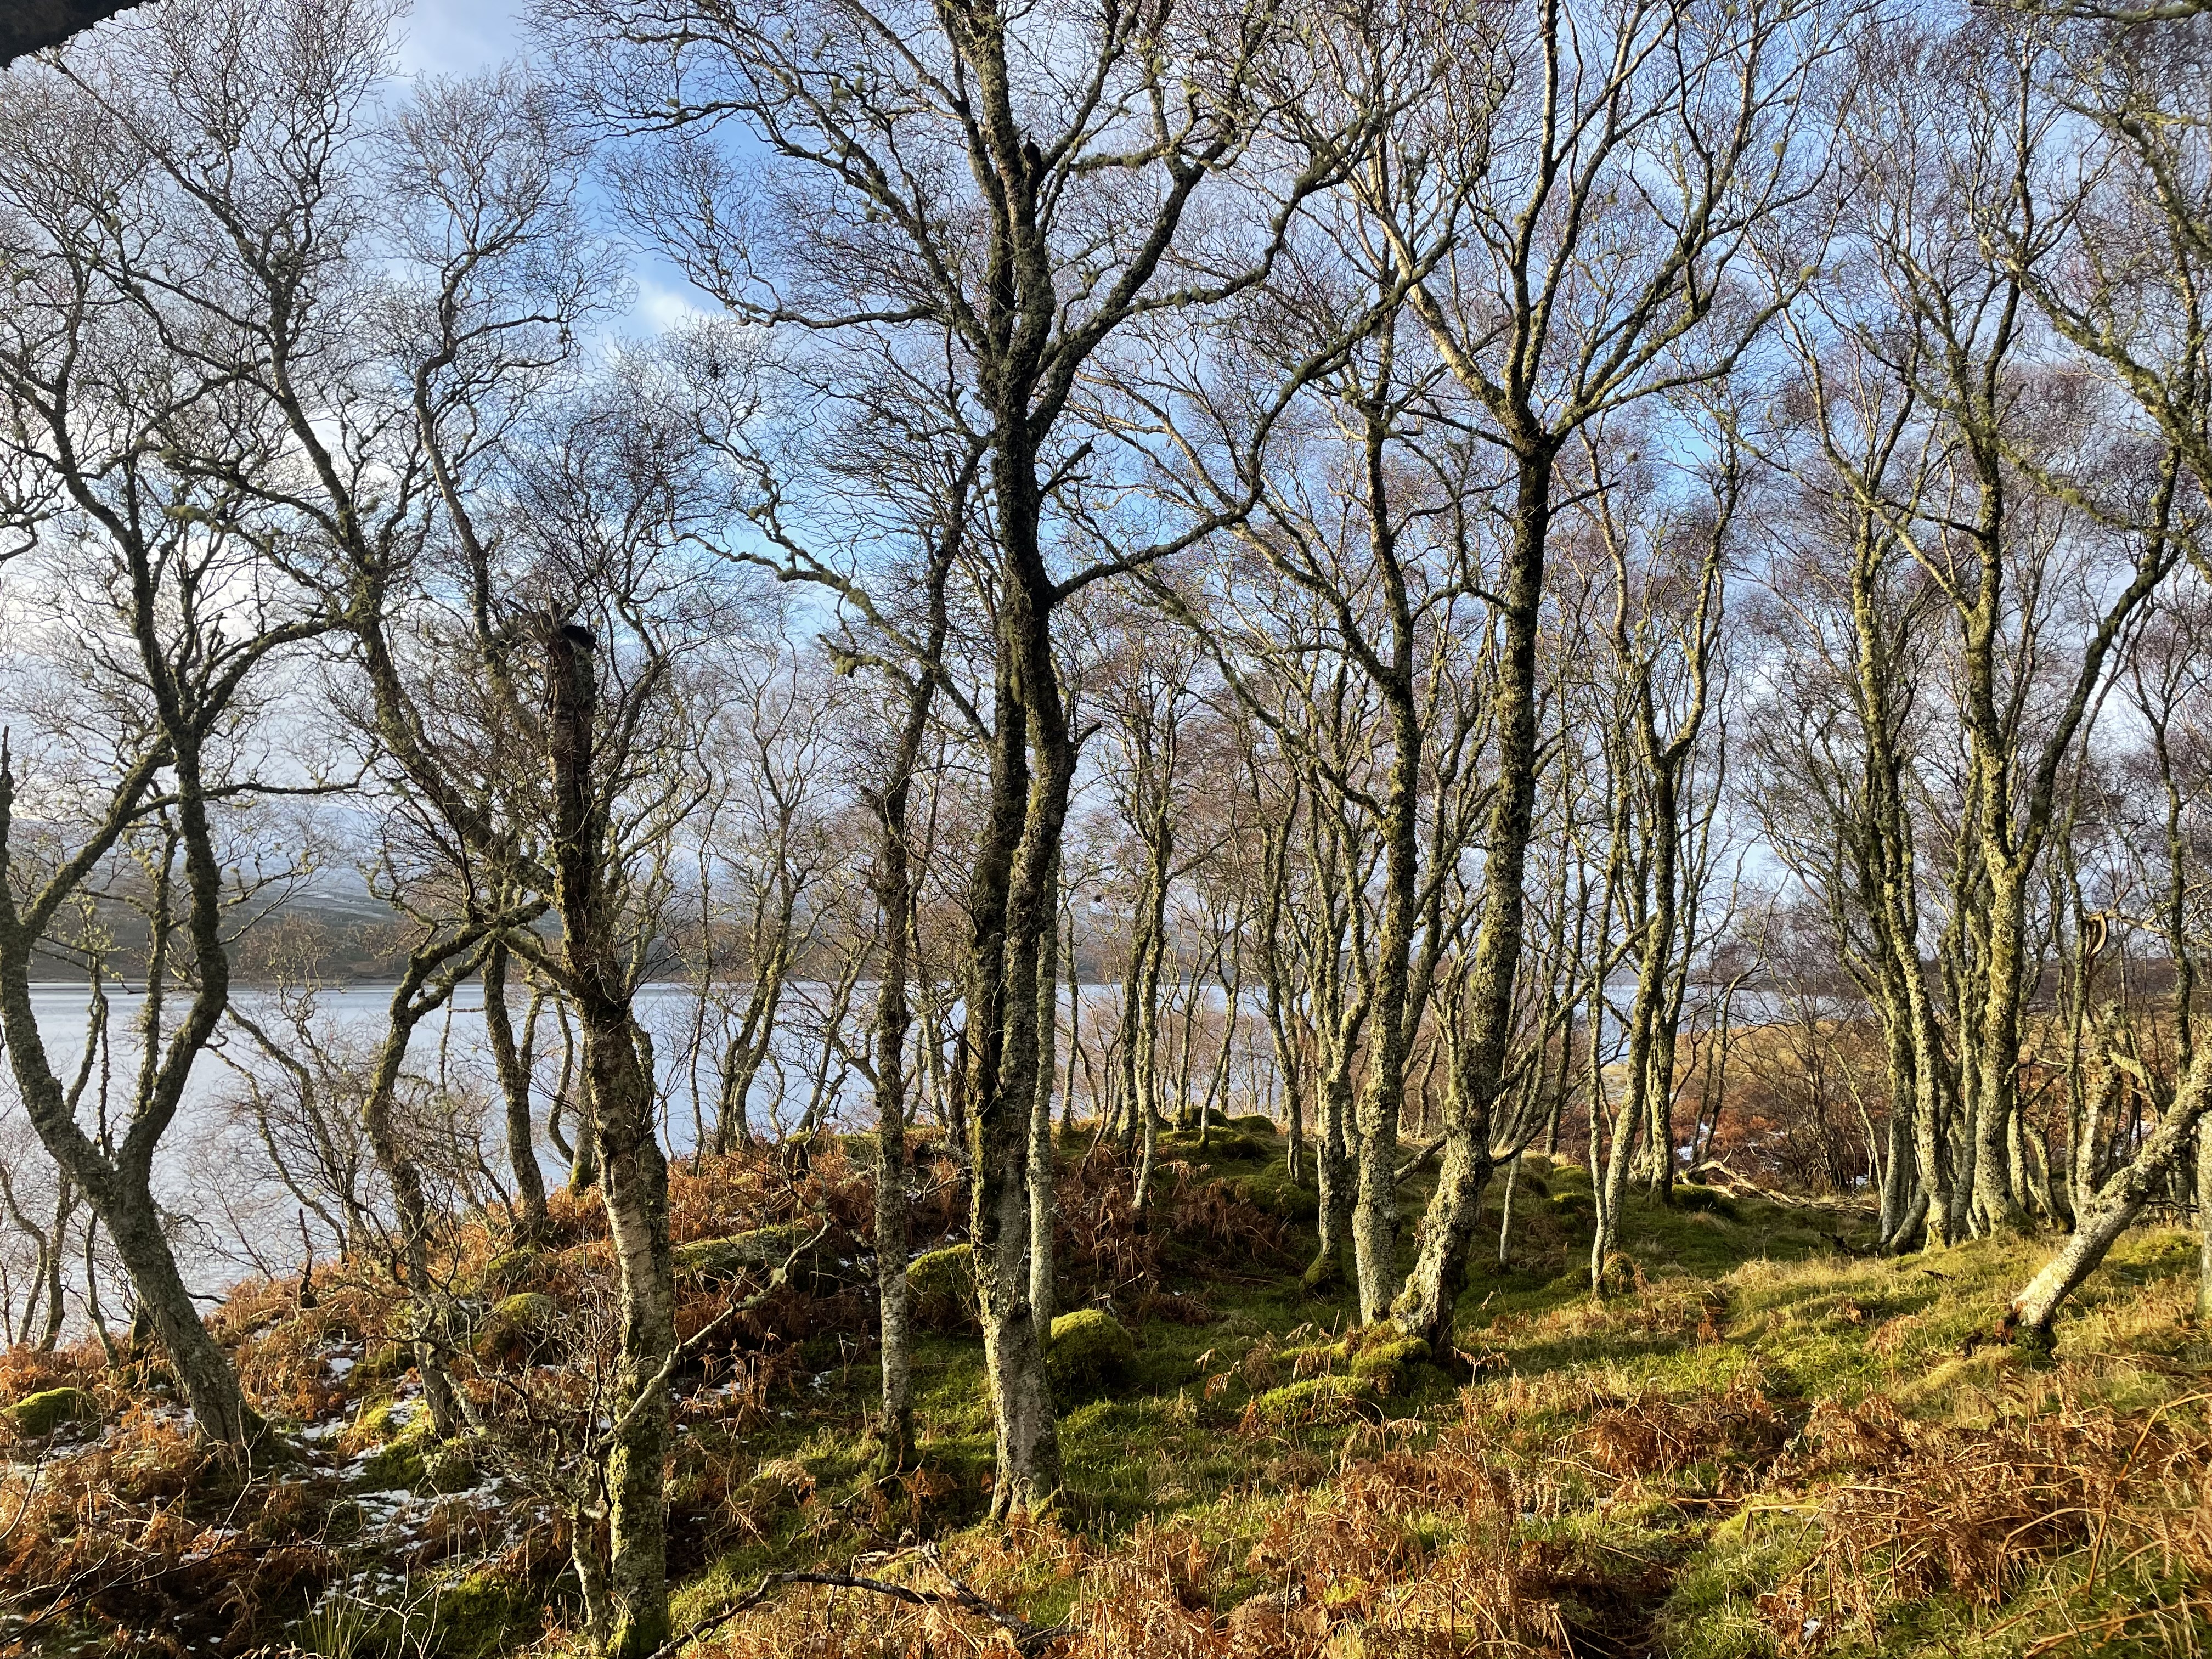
[1503,1159,1552,1198]
[907,1243,978,1331]
[1552,1189,1597,1227]
[1229,1114,1283,1137]
[1246,1374,1378,1430]
[476,1291,558,1364]
[354,1339,408,1383]
[676,1222,847,1294]
[428,1569,536,1659]
[420,1446,481,1496]
[1672,1181,1741,1219]
[1223,1159,1319,1223]
[8,1385,95,1437]
[1159,1127,1268,1163]
[1046,1309,1136,1400]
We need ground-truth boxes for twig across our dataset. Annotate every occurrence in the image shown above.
[647,1543,1066,1657]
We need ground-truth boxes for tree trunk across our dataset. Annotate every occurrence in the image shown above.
[961,464,1068,1518]
[546,624,674,1658]
[2011,1044,2212,1342]
[1030,852,1062,1329]
[483,941,549,1240]
[1392,452,1551,1350]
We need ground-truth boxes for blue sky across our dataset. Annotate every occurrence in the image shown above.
[393,0,526,76]
[391,0,712,337]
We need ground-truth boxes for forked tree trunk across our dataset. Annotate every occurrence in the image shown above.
[483,940,549,1241]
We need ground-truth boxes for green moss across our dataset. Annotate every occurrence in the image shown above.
[428,1569,536,1659]
[676,1222,843,1291]
[358,1436,428,1493]
[1223,1159,1319,1223]
[1046,1309,1137,1400]
[1672,1182,1740,1220]
[354,1340,408,1383]
[475,1291,558,1363]
[907,1243,978,1331]
[1245,1374,1377,1430]
[8,1385,95,1437]
[420,1447,479,1496]
[1159,1127,1268,1161]
[1347,1333,1432,1395]
[353,1398,441,1493]
[478,1246,541,1292]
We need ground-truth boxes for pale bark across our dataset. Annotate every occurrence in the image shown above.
[1030,851,1062,1328]
[2011,1044,2212,1341]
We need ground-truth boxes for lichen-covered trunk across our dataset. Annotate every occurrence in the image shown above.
[360,988,463,1438]
[1130,851,1170,1217]
[962,441,1066,1519]
[2011,1043,2212,1340]
[1393,456,1550,1351]
[1391,1010,1494,1342]
[546,626,674,1658]
[579,1007,674,1658]
[1307,1053,1354,1293]
[0,757,262,1452]
[482,941,549,1241]
[1971,862,2033,1234]
[2198,1120,2212,1325]
[1352,698,1419,1323]
[871,856,916,1465]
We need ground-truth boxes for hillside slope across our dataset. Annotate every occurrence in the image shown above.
[3,1130,2206,1658]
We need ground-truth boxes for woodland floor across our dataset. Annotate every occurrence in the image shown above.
[2,1126,2208,1658]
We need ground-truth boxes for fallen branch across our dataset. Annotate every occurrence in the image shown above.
[1394,1138,1445,1184]
[648,1542,1066,1657]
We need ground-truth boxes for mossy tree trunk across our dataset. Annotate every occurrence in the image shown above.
[859,507,959,1472]
[2012,1042,2212,1341]
[546,625,676,1659]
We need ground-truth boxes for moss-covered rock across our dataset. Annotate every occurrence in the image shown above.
[478,1247,541,1293]
[352,1399,437,1491]
[476,1291,558,1364]
[1046,1308,1136,1400]
[1347,1331,1432,1396]
[906,1243,978,1331]
[8,1385,95,1437]
[676,1222,845,1293]
[1551,1189,1596,1228]
[358,1435,428,1492]
[1230,1114,1283,1137]
[1504,1160,1552,1199]
[420,1447,480,1496]
[1160,1127,1267,1162]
